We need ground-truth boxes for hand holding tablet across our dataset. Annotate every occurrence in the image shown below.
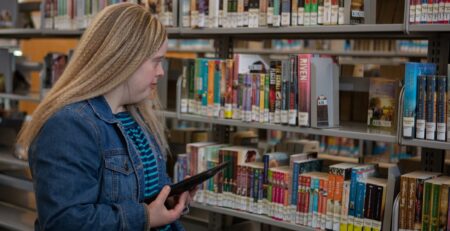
[144,161,229,204]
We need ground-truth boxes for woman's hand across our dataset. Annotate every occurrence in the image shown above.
[146,186,188,227]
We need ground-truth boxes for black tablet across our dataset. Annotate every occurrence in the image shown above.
[144,161,229,204]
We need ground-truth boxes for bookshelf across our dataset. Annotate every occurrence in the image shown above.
[0,202,35,231]
[191,202,316,231]
[0,93,40,102]
[170,110,397,143]
[0,1,450,231]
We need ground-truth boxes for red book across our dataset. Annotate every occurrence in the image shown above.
[297,54,312,127]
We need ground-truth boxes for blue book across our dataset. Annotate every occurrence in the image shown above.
[403,63,436,138]
[416,75,427,139]
[201,59,209,116]
[426,75,436,140]
[403,62,421,138]
[354,181,367,231]
[348,165,376,231]
[436,75,447,141]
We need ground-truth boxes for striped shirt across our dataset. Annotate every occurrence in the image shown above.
[115,112,171,231]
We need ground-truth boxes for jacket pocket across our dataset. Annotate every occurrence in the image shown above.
[103,149,137,202]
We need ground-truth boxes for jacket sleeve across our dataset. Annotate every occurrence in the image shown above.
[29,108,149,231]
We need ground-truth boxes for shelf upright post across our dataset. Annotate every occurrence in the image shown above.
[207,212,223,231]
[421,148,445,172]
[427,36,449,75]
[0,49,15,110]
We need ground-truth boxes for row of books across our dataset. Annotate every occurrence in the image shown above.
[41,0,176,30]
[179,54,339,128]
[403,62,450,142]
[43,0,137,29]
[182,0,369,28]
[398,171,450,231]
[267,39,427,54]
[408,0,450,24]
[319,136,360,156]
[173,142,388,231]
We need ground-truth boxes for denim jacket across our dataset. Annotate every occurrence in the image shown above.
[29,96,184,231]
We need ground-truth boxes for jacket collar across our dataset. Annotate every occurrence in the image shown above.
[87,96,118,124]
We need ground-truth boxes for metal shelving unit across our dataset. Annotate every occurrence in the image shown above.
[0,174,33,192]
[191,202,315,231]
[0,93,40,102]
[400,138,450,150]
[0,202,35,231]
[409,24,450,32]
[178,24,407,38]
[0,149,28,169]
[174,113,397,143]
[233,48,427,57]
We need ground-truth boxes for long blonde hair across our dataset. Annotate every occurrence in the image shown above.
[17,3,168,158]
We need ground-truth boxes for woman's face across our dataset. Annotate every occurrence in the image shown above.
[124,39,168,104]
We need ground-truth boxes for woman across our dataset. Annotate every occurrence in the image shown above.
[17,3,191,230]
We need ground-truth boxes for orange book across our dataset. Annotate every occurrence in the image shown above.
[207,60,215,117]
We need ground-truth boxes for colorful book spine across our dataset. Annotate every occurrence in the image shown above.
[426,75,437,140]
[298,0,305,25]
[310,0,318,25]
[318,0,324,25]
[446,0,450,22]
[430,182,441,231]
[410,0,417,23]
[224,59,234,119]
[354,181,366,231]
[252,74,260,122]
[320,178,328,230]
[416,75,427,139]
[399,175,409,231]
[416,0,423,23]
[439,184,449,231]
[415,178,427,230]
[273,0,281,26]
[213,60,222,117]
[265,71,270,122]
[281,60,290,124]
[298,54,311,127]
[340,181,351,231]
[422,0,429,23]
[260,74,266,123]
[363,184,375,231]
[448,71,450,142]
[304,0,311,25]
[202,59,209,116]
[403,63,421,138]
[423,181,433,231]
[406,177,418,230]
[269,62,277,123]
[447,189,450,231]
[274,61,282,123]
[330,0,338,24]
[289,55,298,125]
[312,177,320,228]
[281,0,291,26]
[436,75,447,141]
[291,0,298,25]
[207,60,215,117]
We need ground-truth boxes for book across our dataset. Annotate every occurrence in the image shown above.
[416,75,427,139]
[298,54,312,127]
[436,75,447,141]
[367,78,398,130]
[398,171,441,231]
[310,56,339,128]
[426,75,437,140]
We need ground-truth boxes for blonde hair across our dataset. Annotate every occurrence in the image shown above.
[17,3,168,158]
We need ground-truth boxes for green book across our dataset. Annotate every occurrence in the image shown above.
[422,180,433,231]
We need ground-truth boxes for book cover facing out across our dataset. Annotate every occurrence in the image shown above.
[367,78,398,130]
